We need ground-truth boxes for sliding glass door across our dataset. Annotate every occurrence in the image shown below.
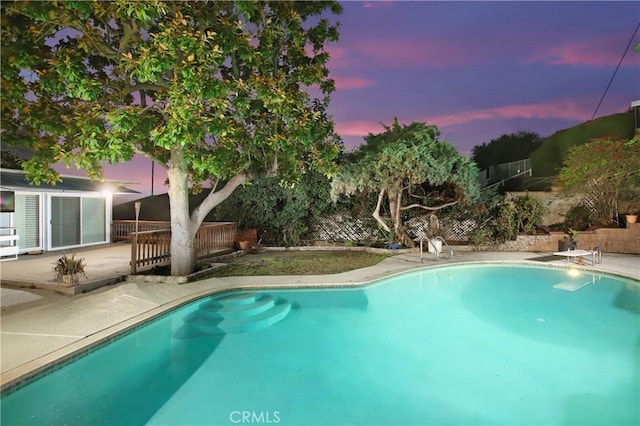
[82,197,106,243]
[51,196,81,248]
[50,195,107,249]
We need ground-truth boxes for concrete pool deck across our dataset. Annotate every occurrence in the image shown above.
[1,250,638,391]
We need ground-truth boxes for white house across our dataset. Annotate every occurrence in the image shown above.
[0,168,137,258]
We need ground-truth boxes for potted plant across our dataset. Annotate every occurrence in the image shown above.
[568,228,579,249]
[53,253,87,287]
[237,240,252,250]
[620,188,639,225]
[558,228,579,251]
[624,205,638,224]
[236,228,258,250]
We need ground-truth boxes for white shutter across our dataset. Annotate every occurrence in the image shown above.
[14,194,41,251]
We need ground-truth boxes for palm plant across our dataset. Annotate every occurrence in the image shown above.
[52,253,87,286]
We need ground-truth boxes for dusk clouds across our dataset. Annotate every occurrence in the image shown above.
[329,1,640,151]
[526,35,634,67]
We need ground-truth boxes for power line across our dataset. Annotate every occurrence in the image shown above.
[591,20,640,120]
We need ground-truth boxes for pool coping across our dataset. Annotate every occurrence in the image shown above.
[2,255,638,394]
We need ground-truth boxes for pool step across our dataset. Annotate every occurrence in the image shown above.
[181,292,291,335]
[214,292,261,307]
[218,301,291,333]
[197,295,276,319]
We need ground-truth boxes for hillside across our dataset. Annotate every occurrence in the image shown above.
[530,110,635,178]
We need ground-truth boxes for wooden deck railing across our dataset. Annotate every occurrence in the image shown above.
[130,229,171,274]
[125,221,237,274]
[112,220,171,242]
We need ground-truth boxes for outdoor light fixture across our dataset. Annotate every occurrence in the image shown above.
[100,185,113,196]
[134,201,141,237]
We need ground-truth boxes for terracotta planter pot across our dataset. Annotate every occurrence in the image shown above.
[626,214,638,224]
[236,229,258,247]
[237,240,252,250]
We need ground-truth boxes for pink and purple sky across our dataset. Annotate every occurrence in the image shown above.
[63,1,640,200]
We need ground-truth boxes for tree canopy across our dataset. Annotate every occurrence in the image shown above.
[1,0,342,275]
[471,130,544,172]
[0,146,23,169]
[557,136,640,224]
[332,119,480,246]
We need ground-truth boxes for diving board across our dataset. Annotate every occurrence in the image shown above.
[553,249,599,265]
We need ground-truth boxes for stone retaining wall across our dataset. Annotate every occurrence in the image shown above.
[496,223,640,254]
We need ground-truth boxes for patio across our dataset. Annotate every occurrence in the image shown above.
[0,241,234,295]
[1,243,141,295]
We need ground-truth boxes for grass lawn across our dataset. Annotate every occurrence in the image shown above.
[208,250,393,277]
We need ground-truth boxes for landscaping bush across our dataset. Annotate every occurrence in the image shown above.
[511,194,546,234]
[563,203,592,231]
[213,171,336,246]
[474,194,547,244]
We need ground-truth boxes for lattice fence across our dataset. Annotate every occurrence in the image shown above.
[583,191,597,216]
[405,216,478,242]
[313,215,386,241]
[583,185,619,224]
[312,214,478,243]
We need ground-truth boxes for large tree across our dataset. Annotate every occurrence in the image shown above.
[1,0,342,275]
[471,130,543,172]
[332,120,480,246]
[558,136,640,225]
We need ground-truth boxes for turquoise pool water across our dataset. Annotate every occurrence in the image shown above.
[2,264,639,425]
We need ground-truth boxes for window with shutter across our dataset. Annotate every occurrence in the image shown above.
[14,193,41,251]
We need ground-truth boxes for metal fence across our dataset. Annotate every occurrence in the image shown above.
[489,159,531,182]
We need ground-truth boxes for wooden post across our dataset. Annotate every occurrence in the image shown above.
[131,232,137,275]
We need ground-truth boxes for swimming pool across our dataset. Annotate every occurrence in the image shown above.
[2,264,638,425]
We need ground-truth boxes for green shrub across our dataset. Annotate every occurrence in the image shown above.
[563,203,592,231]
[512,195,546,234]
[494,202,518,242]
[213,171,336,246]
[475,195,547,244]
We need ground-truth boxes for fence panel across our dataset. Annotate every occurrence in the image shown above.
[313,215,385,242]
[312,214,477,244]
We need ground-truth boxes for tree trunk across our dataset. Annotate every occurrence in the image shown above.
[387,183,415,247]
[190,173,250,227]
[372,188,391,233]
[167,148,195,276]
[388,188,401,241]
[166,147,253,277]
